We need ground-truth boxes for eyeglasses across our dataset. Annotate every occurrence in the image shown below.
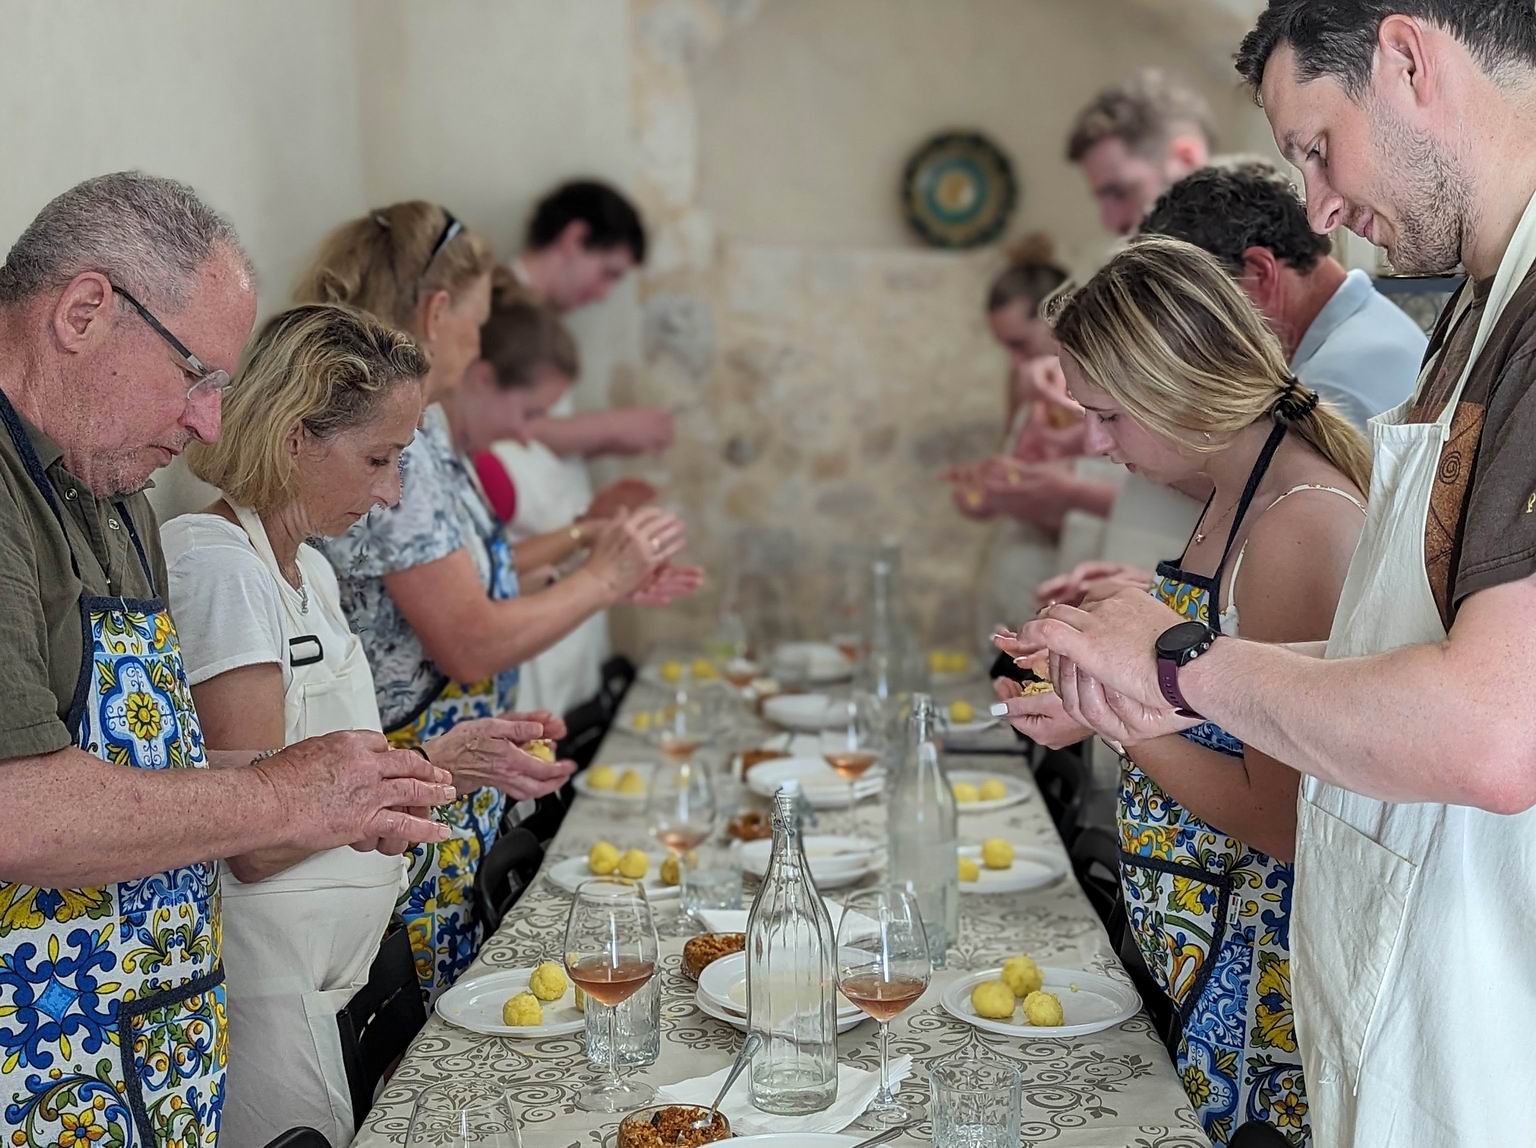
[111,283,233,400]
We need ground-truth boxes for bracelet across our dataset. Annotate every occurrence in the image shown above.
[248,748,280,766]
[568,522,585,547]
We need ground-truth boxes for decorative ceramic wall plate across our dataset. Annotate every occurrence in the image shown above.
[901,131,1018,248]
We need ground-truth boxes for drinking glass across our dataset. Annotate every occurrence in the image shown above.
[563,878,660,1112]
[406,1081,523,1148]
[820,693,886,832]
[646,756,719,929]
[835,887,932,1126]
[929,1046,1022,1147]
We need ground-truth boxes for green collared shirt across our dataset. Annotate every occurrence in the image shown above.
[0,404,166,760]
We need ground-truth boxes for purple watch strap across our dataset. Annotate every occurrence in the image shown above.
[1156,657,1200,719]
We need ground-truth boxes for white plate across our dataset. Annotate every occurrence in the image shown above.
[434,967,585,1038]
[762,693,849,732]
[948,769,1032,813]
[696,952,862,1021]
[727,1135,864,1146]
[693,987,867,1036]
[772,642,853,685]
[958,843,1069,894]
[942,714,1000,736]
[941,967,1141,1038]
[745,757,883,809]
[544,854,681,901]
[736,835,880,889]
[571,762,654,802]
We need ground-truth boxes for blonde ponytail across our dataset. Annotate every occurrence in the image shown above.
[1051,235,1371,490]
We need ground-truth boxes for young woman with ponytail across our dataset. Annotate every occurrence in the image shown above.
[998,235,1367,1147]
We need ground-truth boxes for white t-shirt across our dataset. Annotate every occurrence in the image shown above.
[161,513,362,702]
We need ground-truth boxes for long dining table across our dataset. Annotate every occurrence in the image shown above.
[353,666,1209,1148]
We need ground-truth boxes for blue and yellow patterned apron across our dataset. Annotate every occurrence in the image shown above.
[0,395,225,1148]
[1119,423,1310,1147]
[384,527,519,1002]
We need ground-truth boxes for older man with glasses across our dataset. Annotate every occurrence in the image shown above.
[0,171,456,1148]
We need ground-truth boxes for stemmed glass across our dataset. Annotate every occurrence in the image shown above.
[821,693,885,832]
[646,756,719,927]
[406,1081,524,1148]
[835,887,933,1127]
[563,879,660,1112]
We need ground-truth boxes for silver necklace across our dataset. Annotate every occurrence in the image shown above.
[282,563,309,614]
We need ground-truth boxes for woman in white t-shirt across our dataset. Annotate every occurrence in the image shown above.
[162,304,574,1148]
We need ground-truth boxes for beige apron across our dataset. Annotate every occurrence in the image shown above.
[217,506,405,1148]
[1296,192,1536,1145]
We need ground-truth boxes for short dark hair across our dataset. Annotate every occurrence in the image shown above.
[481,276,580,390]
[1237,2,1536,98]
[1140,161,1332,275]
[987,233,1069,315]
[524,179,647,264]
[1065,69,1217,163]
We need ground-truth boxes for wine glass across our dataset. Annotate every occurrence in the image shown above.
[646,757,719,927]
[835,887,932,1126]
[563,878,661,1112]
[821,693,885,833]
[406,1081,524,1148]
[657,685,720,759]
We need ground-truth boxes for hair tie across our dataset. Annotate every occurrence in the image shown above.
[1273,376,1319,423]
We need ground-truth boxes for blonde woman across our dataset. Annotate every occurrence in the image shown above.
[998,237,1371,1147]
[296,203,692,998]
[162,304,572,1148]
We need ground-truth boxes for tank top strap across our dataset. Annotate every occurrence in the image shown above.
[1226,484,1367,623]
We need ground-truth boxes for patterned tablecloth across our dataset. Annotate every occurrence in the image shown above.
[354,673,1209,1148]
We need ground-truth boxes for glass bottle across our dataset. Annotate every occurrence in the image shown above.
[745,780,838,1114]
[885,693,958,967]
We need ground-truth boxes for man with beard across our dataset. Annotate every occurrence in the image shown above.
[1007,4,1536,1144]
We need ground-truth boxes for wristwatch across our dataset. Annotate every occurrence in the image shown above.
[1154,620,1217,719]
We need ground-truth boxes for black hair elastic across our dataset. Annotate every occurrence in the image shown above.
[1272,377,1320,423]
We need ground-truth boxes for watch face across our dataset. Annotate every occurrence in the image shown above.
[1156,620,1212,659]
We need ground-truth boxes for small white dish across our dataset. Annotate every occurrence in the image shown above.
[762,693,849,732]
[736,835,881,889]
[958,843,1069,894]
[693,987,867,1036]
[941,967,1141,1038]
[434,967,584,1038]
[571,762,654,802]
[745,757,883,809]
[948,769,1032,813]
[544,854,681,900]
[696,952,862,1021]
[772,641,853,685]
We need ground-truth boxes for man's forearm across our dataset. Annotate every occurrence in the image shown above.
[1181,637,1526,810]
[0,747,297,887]
[527,412,616,458]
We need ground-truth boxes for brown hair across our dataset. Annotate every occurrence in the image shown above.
[187,303,427,511]
[1066,69,1218,162]
[1049,235,1370,492]
[987,232,1069,315]
[480,273,580,390]
[293,201,495,334]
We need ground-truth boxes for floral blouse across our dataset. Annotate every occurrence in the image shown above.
[316,404,500,729]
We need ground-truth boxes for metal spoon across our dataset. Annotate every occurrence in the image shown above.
[687,1030,761,1134]
[848,1124,915,1147]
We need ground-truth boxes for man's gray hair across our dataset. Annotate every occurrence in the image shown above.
[0,170,254,310]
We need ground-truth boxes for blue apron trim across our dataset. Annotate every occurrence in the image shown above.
[115,962,227,1146]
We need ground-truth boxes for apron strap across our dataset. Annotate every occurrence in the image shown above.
[0,387,85,582]
[1213,420,1290,574]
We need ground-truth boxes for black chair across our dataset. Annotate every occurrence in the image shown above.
[473,825,544,934]
[1231,1122,1296,1148]
[1069,826,1122,930]
[1034,748,1087,845]
[263,1130,330,1148]
[337,923,427,1132]
[556,654,639,772]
